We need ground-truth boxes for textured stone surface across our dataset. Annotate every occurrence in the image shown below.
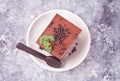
[0,0,120,81]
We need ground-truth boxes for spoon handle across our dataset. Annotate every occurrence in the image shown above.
[16,43,46,60]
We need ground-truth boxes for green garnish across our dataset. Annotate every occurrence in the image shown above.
[40,35,55,53]
[48,35,55,41]
[44,45,52,53]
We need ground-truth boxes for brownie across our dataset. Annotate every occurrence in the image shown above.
[36,14,82,59]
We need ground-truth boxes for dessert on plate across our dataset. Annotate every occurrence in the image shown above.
[36,14,82,60]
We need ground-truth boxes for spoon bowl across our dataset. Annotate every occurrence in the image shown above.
[45,56,61,68]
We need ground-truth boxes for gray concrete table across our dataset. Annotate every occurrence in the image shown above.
[0,0,120,81]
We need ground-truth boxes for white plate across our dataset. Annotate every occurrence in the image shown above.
[26,10,91,72]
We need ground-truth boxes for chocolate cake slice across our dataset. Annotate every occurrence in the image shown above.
[36,14,82,59]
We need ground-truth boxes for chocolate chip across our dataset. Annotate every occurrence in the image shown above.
[39,47,43,50]
[71,47,76,53]
[76,43,78,45]
[53,25,67,43]
[58,24,61,27]
[69,53,71,56]
[65,28,69,31]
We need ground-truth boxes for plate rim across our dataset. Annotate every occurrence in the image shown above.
[26,9,91,72]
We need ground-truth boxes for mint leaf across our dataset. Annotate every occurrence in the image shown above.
[40,36,44,44]
[39,35,55,53]
[44,45,52,53]
[49,35,55,41]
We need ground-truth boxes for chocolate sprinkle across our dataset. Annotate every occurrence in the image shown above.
[53,24,70,44]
